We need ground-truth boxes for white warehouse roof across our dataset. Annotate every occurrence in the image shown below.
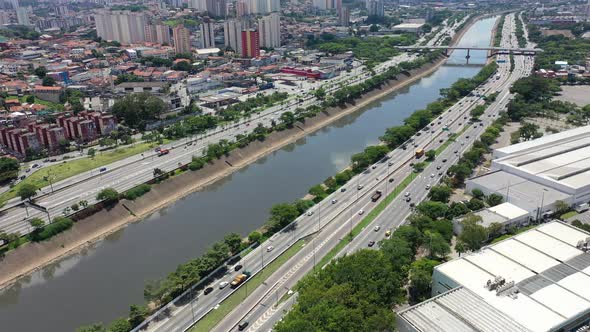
[488,202,529,220]
[399,221,590,332]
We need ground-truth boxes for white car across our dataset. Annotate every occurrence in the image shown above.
[219,281,229,289]
[332,199,338,204]
[266,246,274,252]
[357,185,364,190]
[426,185,431,190]
[404,192,411,197]
[358,209,364,215]
[374,226,381,232]
[430,174,435,178]
[307,210,314,216]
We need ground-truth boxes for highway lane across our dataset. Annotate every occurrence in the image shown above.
[215,14,531,331]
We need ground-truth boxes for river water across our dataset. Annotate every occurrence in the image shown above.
[0,17,497,332]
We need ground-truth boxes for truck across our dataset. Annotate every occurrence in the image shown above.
[371,190,383,202]
[230,271,251,288]
[415,148,424,158]
[158,148,170,157]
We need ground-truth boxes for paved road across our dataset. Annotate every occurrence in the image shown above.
[215,13,534,332]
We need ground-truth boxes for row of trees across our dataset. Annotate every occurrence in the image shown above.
[494,15,506,47]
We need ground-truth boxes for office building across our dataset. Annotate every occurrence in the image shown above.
[258,13,280,48]
[366,0,384,17]
[173,25,191,54]
[94,10,147,44]
[398,221,590,332]
[145,23,172,45]
[338,6,350,26]
[189,0,207,11]
[16,7,29,26]
[199,19,215,48]
[223,19,243,53]
[241,29,259,58]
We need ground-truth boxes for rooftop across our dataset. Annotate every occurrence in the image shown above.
[416,221,590,332]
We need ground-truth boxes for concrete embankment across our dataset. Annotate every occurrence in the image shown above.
[0,15,486,290]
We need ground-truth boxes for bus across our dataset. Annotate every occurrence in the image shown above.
[415,148,424,158]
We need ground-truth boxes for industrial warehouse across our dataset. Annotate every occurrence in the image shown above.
[397,221,590,332]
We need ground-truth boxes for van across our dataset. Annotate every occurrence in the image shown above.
[238,321,249,331]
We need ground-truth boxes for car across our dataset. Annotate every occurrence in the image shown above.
[234,264,243,271]
[430,173,435,178]
[266,246,274,252]
[454,150,458,154]
[371,165,377,169]
[480,123,484,126]
[436,165,441,170]
[388,161,394,166]
[219,281,229,289]
[402,145,407,150]
[358,209,364,215]
[438,121,442,125]
[238,321,250,331]
[340,187,346,192]
[426,185,431,190]
[368,241,376,247]
[438,171,443,176]
[25,169,30,173]
[204,287,214,295]
[389,178,394,183]
[406,197,411,202]
[416,132,421,136]
[331,199,338,204]
[414,143,419,147]
[385,230,391,237]
[466,135,470,139]
[357,184,364,190]
[374,226,380,232]
[439,116,443,119]
[19,175,25,180]
[307,210,314,216]
[464,116,467,119]
[409,162,414,167]
[461,141,465,145]
[32,163,39,168]
[99,167,107,172]
[458,123,462,126]
[409,202,415,207]
[431,130,435,133]
[404,191,410,197]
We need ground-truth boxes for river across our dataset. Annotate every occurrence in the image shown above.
[0,16,497,332]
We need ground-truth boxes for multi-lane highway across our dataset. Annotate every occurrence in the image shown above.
[0,17,463,238]
[208,13,534,332]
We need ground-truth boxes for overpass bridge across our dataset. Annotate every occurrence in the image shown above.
[397,45,543,58]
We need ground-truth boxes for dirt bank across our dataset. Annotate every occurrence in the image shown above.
[0,17,483,290]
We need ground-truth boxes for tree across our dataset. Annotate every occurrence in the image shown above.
[223,233,243,254]
[25,95,35,103]
[458,214,488,251]
[267,203,299,230]
[112,93,166,129]
[413,162,427,173]
[29,217,44,230]
[446,202,470,219]
[428,185,453,203]
[520,122,541,141]
[76,324,107,332]
[369,24,380,32]
[279,111,295,128]
[423,230,450,259]
[425,150,436,161]
[554,200,570,215]
[79,200,89,208]
[486,193,503,207]
[108,318,131,332]
[416,201,449,219]
[466,198,485,211]
[87,148,96,159]
[17,183,38,201]
[487,222,504,239]
[153,168,164,178]
[96,188,119,203]
[71,203,80,211]
[409,258,439,303]
[0,157,19,183]
[471,188,484,199]
[34,66,47,78]
[42,76,56,86]
[248,231,262,244]
[129,304,148,328]
[312,87,326,100]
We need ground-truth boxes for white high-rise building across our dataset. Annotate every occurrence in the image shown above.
[94,10,147,44]
[258,13,280,48]
[16,7,30,26]
[189,0,207,11]
[366,0,384,17]
[199,19,215,48]
[248,0,279,14]
[223,19,243,53]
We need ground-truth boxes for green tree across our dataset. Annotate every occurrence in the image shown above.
[267,203,299,231]
[112,93,166,129]
[76,324,107,332]
[486,193,503,207]
[279,111,296,127]
[446,202,470,218]
[42,76,56,86]
[223,232,243,254]
[34,66,47,78]
[129,304,148,328]
[423,230,450,259]
[17,183,38,201]
[416,201,449,219]
[29,217,44,230]
[0,157,19,183]
[71,203,80,211]
[466,198,485,211]
[413,162,426,173]
[313,87,326,100]
[555,200,570,215]
[520,122,541,141]
[471,188,484,199]
[487,222,504,239]
[248,231,262,244]
[428,185,453,203]
[425,150,436,161]
[87,148,96,159]
[409,258,439,303]
[458,214,488,251]
[25,95,35,103]
[96,188,119,203]
[108,318,131,332]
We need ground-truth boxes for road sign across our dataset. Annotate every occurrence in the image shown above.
[24,201,48,213]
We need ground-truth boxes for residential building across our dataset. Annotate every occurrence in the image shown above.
[199,19,215,48]
[33,86,63,103]
[241,29,260,58]
[313,0,328,10]
[16,7,30,26]
[145,23,172,45]
[398,221,590,332]
[206,0,226,17]
[224,19,244,53]
[94,10,147,44]
[338,6,350,26]
[236,0,247,17]
[189,0,207,11]
[0,11,11,25]
[366,0,384,17]
[173,25,191,54]
[248,0,280,14]
[258,13,280,48]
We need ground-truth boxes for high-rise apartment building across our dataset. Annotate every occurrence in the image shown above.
[0,11,11,25]
[366,0,384,17]
[247,0,280,14]
[205,0,226,17]
[145,23,172,45]
[199,18,215,48]
[16,7,30,26]
[189,0,207,11]
[312,0,327,10]
[258,13,280,48]
[338,6,350,26]
[94,10,147,44]
[173,25,191,54]
[223,19,243,53]
[241,29,259,58]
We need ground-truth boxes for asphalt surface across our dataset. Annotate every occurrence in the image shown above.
[213,13,535,332]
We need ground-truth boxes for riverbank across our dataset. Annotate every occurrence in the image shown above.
[0,17,486,290]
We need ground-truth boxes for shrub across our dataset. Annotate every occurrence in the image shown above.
[29,217,73,242]
[124,184,151,200]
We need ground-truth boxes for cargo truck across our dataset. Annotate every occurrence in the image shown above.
[230,271,251,288]
[158,148,170,156]
[371,190,383,202]
[415,148,424,158]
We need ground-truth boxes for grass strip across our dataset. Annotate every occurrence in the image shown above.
[0,142,162,205]
[560,211,579,220]
[190,239,307,332]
